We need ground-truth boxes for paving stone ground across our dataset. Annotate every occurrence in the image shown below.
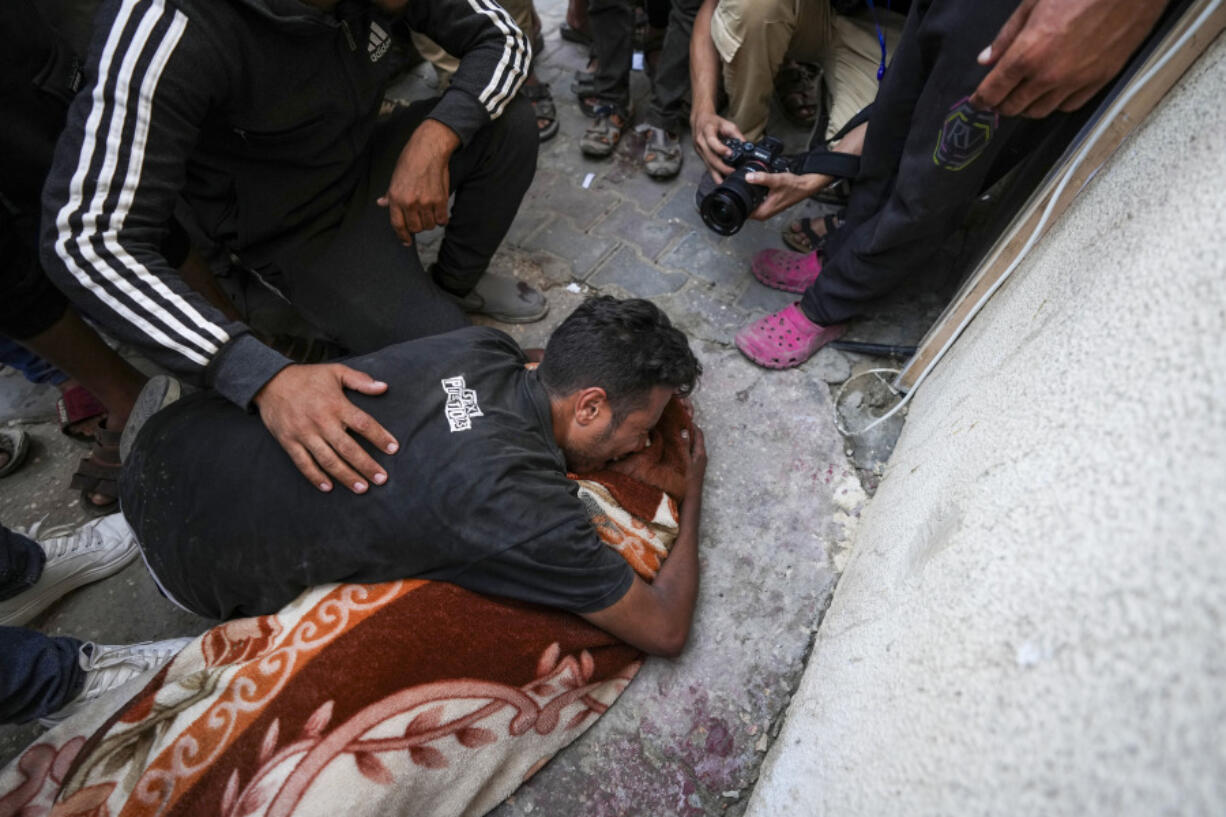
[0,3,965,812]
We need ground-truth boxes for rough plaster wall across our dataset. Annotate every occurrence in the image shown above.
[745,35,1226,817]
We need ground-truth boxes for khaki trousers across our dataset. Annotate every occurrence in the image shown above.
[711,0,903,141]
[414,0,535,83]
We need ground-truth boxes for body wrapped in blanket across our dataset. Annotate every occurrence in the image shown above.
[0,397,698,817]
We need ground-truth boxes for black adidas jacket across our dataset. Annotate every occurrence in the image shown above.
[39,0,528,408]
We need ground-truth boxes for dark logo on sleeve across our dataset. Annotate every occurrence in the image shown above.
[933,97,999,172]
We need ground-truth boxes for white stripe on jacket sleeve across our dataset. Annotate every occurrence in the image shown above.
[466,0,528,118]
[53,0,229,367]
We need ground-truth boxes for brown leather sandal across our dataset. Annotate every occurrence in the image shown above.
[70,424,122,511]
[781,212,842,253]
[580,107,629,157]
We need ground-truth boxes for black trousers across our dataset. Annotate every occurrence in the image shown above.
[258,96,538,356]
[647,0,703,132]
[801,0,1023,326]
[590,0,701,127]
[588,0,636,111]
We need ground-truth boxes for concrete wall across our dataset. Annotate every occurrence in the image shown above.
[745,34,1226,817]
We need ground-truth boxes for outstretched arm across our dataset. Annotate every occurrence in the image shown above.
[689,0,744,181]
[42,0,398,494]
[582,426,707,657]
[970,0,1169,118]
[746,121,869,220]
[40,0,271,403]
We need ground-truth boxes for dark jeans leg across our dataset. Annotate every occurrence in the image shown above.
[646,0,702,132]
[277,99,537,353]
[0,523,44,601]
[589,0,634,110]
[432,96,539,294]
[801,0,1022,326]
[0,338,68,386]
[0,627,84,724]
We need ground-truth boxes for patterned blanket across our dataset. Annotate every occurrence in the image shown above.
[0,400,694,817]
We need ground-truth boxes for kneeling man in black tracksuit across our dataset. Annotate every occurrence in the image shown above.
[41,0,543,500]
[121,298,707,657]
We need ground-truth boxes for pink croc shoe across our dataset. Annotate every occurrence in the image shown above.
[734,304,846,369]
[750,249,822,293]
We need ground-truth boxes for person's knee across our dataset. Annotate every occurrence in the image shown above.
[718,0,795,42]
[489,95,539,180]
[498,95,537,151]
[349,295,469,353]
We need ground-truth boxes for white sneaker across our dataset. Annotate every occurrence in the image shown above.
[0,514,140,626]
[39,637,195,727]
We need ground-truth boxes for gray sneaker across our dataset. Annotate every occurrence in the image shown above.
[39,637,195,727]
[0,514,139,627]
[119,374,182,462]
[449,274,549,324]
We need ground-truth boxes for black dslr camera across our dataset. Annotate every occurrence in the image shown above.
[700,136,792,236]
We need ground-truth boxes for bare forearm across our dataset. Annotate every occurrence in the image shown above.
[832,121,867,155]
[579,428,707,657]
[652,490,702,644]
[689,0,721,119]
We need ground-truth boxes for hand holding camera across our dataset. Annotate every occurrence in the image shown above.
[699,133,863,234]
[699,136,792,236]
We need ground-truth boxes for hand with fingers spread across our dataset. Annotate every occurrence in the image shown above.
[377,118,461,246]
[744,170,833,221]
[970,0,1168,118]
[691,111,745,181]
[253,363,400,494]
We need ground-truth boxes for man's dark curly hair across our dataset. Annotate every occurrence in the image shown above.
[538,297,701,421]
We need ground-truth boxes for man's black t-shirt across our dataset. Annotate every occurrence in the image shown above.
[120,327,634,620]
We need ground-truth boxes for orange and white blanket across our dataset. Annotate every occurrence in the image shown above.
[0,400,694,817]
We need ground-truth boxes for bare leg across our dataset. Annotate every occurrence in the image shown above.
[14,248,236,503]
[784,122,869,251]
[22,311,144,431]
[21,311,143,505]
[567,0,589,35]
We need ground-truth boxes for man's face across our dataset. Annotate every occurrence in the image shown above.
[561,385,674,473]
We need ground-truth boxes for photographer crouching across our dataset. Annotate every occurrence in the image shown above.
[692,0,1170,371]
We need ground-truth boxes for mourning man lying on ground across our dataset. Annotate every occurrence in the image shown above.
[120,298,706,657]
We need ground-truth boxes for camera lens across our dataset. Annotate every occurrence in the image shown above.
[700,165,767,236]
[701,189,747,236]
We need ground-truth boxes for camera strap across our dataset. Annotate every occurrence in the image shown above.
[789,150,860,179]
[791,102,876,178]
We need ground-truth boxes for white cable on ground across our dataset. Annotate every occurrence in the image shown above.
[834,368,902,436]
[838,0,1220,437]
